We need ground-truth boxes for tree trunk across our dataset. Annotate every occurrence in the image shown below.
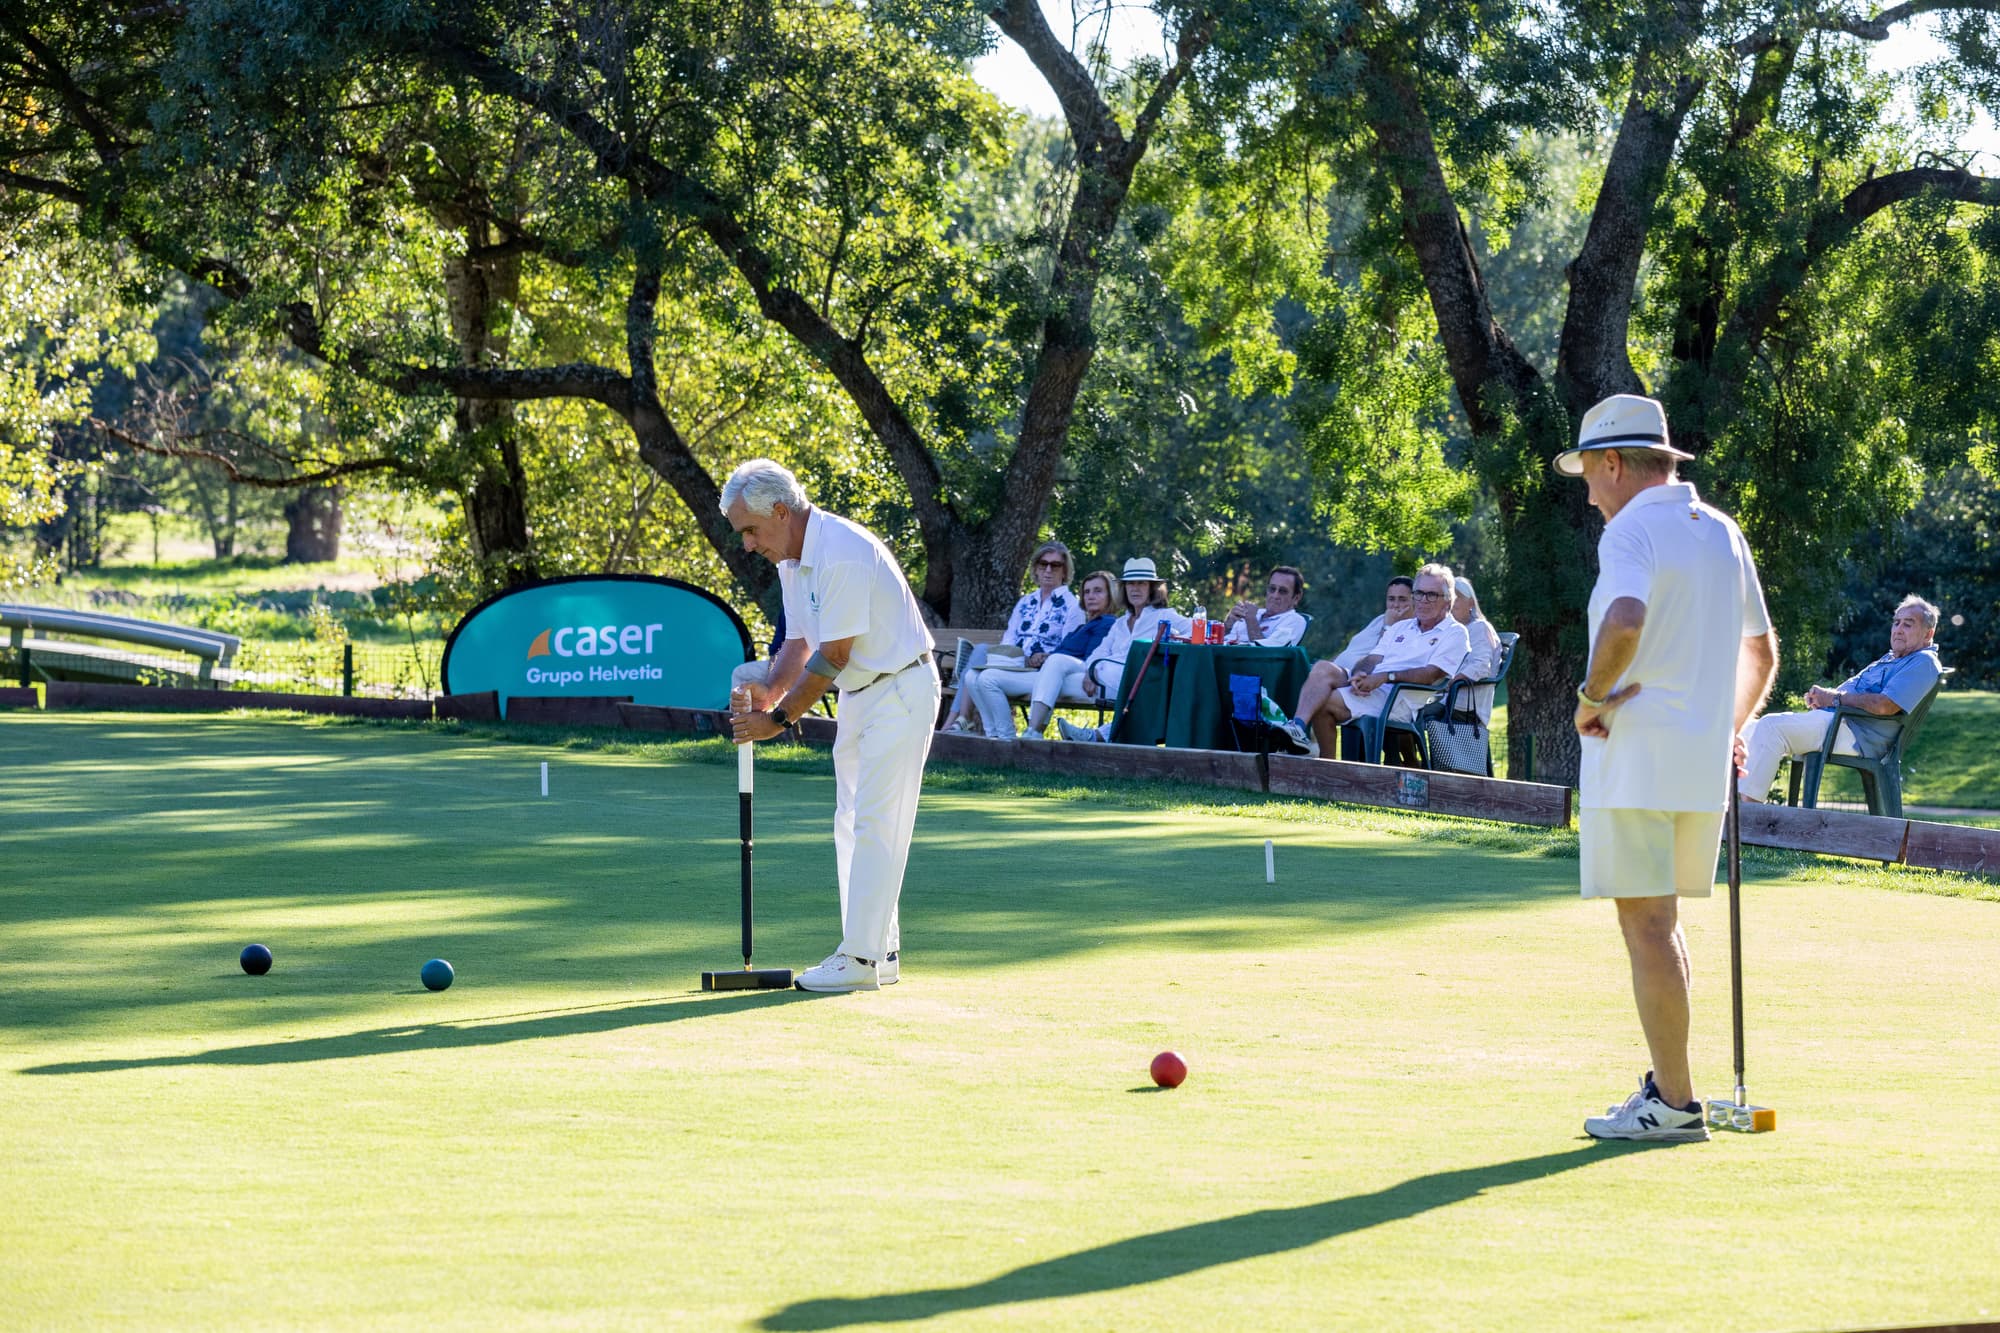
[445,232,538,590]
[283,485,343,563]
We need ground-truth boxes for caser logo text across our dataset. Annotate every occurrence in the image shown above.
[526,624,667,659]
[524,623,668,687]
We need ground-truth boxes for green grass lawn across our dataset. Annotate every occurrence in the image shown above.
[3,713,1997,1329]
[1491,690,2000,811]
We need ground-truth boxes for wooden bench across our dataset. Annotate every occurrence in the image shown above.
[935,625,1109,731]
[935,627,1006,723]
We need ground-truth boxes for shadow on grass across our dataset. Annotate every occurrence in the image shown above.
[20,990,812,1074]
[759,1144,1649,1329]
[1,715,1572,1029]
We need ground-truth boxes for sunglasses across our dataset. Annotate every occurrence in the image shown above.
[1412,590,1446,601]
[1035,559,1067,570]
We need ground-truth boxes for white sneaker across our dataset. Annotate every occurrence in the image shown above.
[1019,731,1046,741]
[1057,718,1102,743]
[878,951,899,985]
[1584,1073,1710,1142]
[795,952,879,993]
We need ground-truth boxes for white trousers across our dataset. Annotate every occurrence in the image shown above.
[1738,711,1858,799]
[833,662,940,961]
[966,666,1035,738]
[1033,654,1087,709]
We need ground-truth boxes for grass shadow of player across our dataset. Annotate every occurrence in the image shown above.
[758,1144,1650,1330]
[20,990,813,1074]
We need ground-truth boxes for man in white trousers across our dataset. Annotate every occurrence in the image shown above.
[723,459,939,993]
[1561,394,1778,1142]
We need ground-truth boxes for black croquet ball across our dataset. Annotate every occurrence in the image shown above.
[420,958,455,991]
[240,944,273,975]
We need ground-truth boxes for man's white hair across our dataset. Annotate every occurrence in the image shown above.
[1897,594,1940,629]
[1417,561,1456,607]
[719,459,808,517]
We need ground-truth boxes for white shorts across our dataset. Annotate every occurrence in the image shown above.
[1335,683,1427,724]
[1579,808,1726,899]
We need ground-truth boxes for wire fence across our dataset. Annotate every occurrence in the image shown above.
[4,640,445,699]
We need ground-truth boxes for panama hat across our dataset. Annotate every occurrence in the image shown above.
[1120,557,1161,582]
[1552,394,1696,476]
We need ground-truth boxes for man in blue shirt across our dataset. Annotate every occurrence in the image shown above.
[1738,595,1945,801]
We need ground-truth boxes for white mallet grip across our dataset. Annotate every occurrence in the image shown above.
[738,736,754,794]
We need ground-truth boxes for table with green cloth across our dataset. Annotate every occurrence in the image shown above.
[1106,641,1312,750]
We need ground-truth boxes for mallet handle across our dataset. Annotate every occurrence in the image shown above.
[1727,780,1746,1094]
[740,785,754,969]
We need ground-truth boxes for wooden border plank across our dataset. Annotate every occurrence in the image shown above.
[435,690,500,721]
[1737,802,1908,863]
[593,704,2000,875]
[927,732,1265,791]
[1901,820,2000,877]
[1267,754,1572,827]
[504,695,633,727]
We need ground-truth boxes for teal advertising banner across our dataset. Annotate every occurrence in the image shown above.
[441,576,752,713]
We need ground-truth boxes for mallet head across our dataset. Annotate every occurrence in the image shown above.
[1704,1097,1776,1133]
[702,967,794,991]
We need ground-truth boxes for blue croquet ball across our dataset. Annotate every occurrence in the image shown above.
[240,944,273,976]
[420,958,455,991]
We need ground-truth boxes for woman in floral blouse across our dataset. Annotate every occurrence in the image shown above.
[940,540,1086,735]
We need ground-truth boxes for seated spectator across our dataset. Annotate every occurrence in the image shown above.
[941,540,1085,735]
[979,570,1121,740]
[1280,575,1415,749]
[1301,563,1469,756]
[1450,576,1504,724]
[1056,557,1191,742]
[1222,566,1308,646]
[1737,595,1945,801]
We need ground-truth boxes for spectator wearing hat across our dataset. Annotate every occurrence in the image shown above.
[1222,566,1309,646]
[974,569,1122,740]
[1451,576,1504,724]
[1057,557,1190,742]
[1736,595,1945,802]
[1559,393,1778,1142]
[940,540,1085,736]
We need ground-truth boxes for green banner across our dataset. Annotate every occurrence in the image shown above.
[441,576,751,713]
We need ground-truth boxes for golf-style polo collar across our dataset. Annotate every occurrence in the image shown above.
[796,505,826,571]
[1621,480,1701,519]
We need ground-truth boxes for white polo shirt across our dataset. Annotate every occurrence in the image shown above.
[779,508,934,694]
[1224,607,1307,647]
[1580,481,1771,812]
[1332,613,1396,672]
[1368,614,1471,679]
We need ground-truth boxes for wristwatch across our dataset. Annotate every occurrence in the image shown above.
[1387,671,1398,684]
[766,704,792,728]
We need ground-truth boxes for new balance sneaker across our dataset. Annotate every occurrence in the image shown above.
[878,951,899,985]
[1279,716,1311,749]
[1584,1073,1710,1143]
[794,953,879,993]
[1057,718,1103,743]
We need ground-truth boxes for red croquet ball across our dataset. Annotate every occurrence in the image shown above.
[1150,1050,1188,1088]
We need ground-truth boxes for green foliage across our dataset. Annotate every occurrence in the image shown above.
[1291,280,1471,554]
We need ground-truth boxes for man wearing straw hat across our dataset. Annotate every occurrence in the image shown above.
[1559,394,1778,1142]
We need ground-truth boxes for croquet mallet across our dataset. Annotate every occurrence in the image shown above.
[1705,781,1776,1132]
[701,694,794,991]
